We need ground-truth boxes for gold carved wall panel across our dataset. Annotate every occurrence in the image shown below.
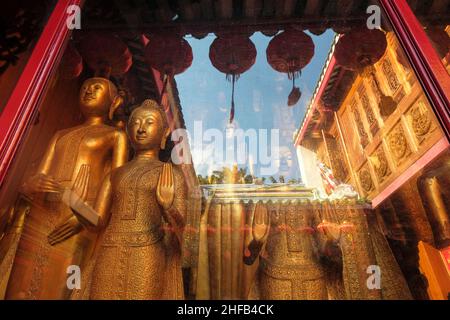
[381,57,405,102]
[357,85,379,136]
[329,32,445,202]
[387,123,412,167]
[324,135,349,183]
[406,100,437,145]
[351,99,370,148]
[369,146,392,185]
[358,163,375,196]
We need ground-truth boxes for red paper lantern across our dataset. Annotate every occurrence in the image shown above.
[79,32,132,77]
[335,28,387,71]
[60,43,83,80]
[144,34,193,77]
[209,35,257,122]
[144,33,193,102]
[267,30,315,106]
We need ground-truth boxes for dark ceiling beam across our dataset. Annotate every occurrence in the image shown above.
[281,0,298,17]
[216,0,233,19]
[335,0,356,17]
[84,15,367,34]
[244,0,263,18]
[275,0,298,18]
[303,0,324,16]
[200,0,214,20]
[179,0,196,20]
[155,0,176,21]
[262,0,276,17]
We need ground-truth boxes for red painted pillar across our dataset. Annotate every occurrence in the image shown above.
[0,0,82,186]
[379,0,450,139]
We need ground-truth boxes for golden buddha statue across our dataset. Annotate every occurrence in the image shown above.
[242,186,412,300]
[5,77,129,299]
[242,201,329,300]
[63,100,187,299]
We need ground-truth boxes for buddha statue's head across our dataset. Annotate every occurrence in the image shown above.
[127,99,171,152]
[79,77,123,119]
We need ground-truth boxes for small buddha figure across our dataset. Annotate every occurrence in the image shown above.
[5,77,129,299]
[59,100,187,299]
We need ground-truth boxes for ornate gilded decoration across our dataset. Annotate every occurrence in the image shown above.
[369,67,398,118]
[408,102,434,143]
[351,100,369,148]
[324,135,349,183]
[387,124,411,165]
[381,59,400,93]
[196,182,412,300]
[359,166,374,194]
[381,58,405,101]
[370,147,391,184]
[357,86,379,135]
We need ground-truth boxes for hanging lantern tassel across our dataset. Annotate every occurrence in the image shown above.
[210,35,257,124]
[287,71,302,107]
[227,73,238,123]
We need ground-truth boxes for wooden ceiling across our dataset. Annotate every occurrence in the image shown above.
[82,0,448,35]
[83,0,373,35]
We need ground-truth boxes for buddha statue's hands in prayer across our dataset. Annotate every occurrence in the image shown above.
[156,163,175,211]
[157,162,187,246]
[21,174,62,195]
[244,203,269,266]
[252,203,270,243]
[48,165,90,246]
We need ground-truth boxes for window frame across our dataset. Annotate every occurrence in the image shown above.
[0,0,448,188]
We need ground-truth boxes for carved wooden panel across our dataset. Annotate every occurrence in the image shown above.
[382,58,400,93]
[381,57,405,102]
[324,135,349,183]
[357,85,379,136]
[369,146,392,185]
[351,99,370,148]
[406,100,438,145]
[358,163,374,196]
[387,122,412,167]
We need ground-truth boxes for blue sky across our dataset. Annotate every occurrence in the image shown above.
[176,30,335,180]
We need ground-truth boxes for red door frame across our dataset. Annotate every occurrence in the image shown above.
[0,0,449,188]
[0,0,82,186]
[380,0,450,139]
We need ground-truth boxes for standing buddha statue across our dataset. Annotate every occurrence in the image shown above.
[5,77,129,299]
[58,99,187,299]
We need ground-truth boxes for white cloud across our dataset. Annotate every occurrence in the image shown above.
[274,74,285,82]
[253,90,262,112]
